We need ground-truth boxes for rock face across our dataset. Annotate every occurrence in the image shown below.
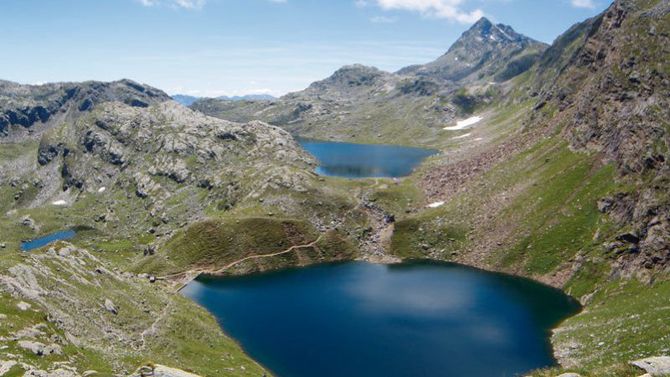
[398,17,547,83]
[43,101,313,198]
[0,79,170,140]
[0,81,326,288]
[530,0,670,274]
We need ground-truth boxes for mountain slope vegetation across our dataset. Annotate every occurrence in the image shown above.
[0,0,668,376]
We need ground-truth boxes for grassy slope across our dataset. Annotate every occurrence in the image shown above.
[136,217,358,276]
[385,118,666,376]
[0,246,267,377]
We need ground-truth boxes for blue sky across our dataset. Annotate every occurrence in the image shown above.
[0,0,609,97]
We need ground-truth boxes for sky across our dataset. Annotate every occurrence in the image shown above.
[0,0,610,97]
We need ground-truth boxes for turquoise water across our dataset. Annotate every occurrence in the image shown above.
[21,230,76,251]
[298,139,437,178]
[183,261,580,377]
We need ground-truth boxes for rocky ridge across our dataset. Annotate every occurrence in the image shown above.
[0,80,170,141]
[191,18,543,145]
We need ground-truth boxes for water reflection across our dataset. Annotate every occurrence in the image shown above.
[183,262,580,377]
[298,139,437,178]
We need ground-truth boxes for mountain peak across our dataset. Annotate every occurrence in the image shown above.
[456,18,529,47]
[471,17,493,30]
[398,18,547,83]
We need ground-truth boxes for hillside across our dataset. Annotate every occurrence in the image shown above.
[191,18,544,146]
[0,81,370,375]
[394,0,669,374]
[0,79,170,141]
[196,0,670,375]
[0,0,668,376]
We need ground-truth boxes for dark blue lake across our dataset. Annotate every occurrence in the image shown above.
[183,262,580,377]
[298,139,436,178]
[21,230,76,251]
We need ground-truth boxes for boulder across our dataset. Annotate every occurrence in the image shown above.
[617,232,640,245]
[21,216,35,229]
[104,299,118,315]
[597,198,614,213]
[133,365,202,377]
[144,245,156,256]
[18,341,45,356]
[0,361,18,375]
[630,356,670,376]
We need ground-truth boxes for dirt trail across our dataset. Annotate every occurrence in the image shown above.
[210,235,323,274]
[167,235,324,291]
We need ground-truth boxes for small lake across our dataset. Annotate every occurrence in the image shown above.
[183,262,580,377]
[298,139,437,178]
[21,229,76,251]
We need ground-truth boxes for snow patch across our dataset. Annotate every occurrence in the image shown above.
[452,133,472,140]
[52,200,67,206]
[444,116,483,131]
[427,201,445,208]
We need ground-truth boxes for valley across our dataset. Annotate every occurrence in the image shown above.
[0,0,669,376]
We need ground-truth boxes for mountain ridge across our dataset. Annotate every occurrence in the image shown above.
[1,1,669,376]
[191,19,544,146]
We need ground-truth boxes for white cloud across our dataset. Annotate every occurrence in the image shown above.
[570,0,595,8]
[368,0,484,23]
[138,0,206,9]
[268,0,287,3]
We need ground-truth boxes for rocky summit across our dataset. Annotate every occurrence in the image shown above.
[398,17,548,83]
[0,0,669,376]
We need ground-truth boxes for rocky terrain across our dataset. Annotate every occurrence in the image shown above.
[191,17,543,146]
[0,80,170,141]
[0,80,370,375]
[0,0,668,376]
[195,1,669,375]
[398,17,547,83]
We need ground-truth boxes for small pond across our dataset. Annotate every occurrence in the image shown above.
[298,139,437,178]
[183,261,580,377]
[21,229,76,251]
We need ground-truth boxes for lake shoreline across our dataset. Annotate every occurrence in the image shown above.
[181,260,580,377]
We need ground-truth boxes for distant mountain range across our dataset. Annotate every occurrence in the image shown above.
[190,17,548,145]
[1,2,669,376]
[172,93,276,106]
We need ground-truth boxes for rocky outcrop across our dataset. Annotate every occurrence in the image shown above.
[399,17,547,83]
[0,79,170,139]
[630,356,670,376]
[131,364,202,377]
[0,242,269,376]
[519,0,670,275]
